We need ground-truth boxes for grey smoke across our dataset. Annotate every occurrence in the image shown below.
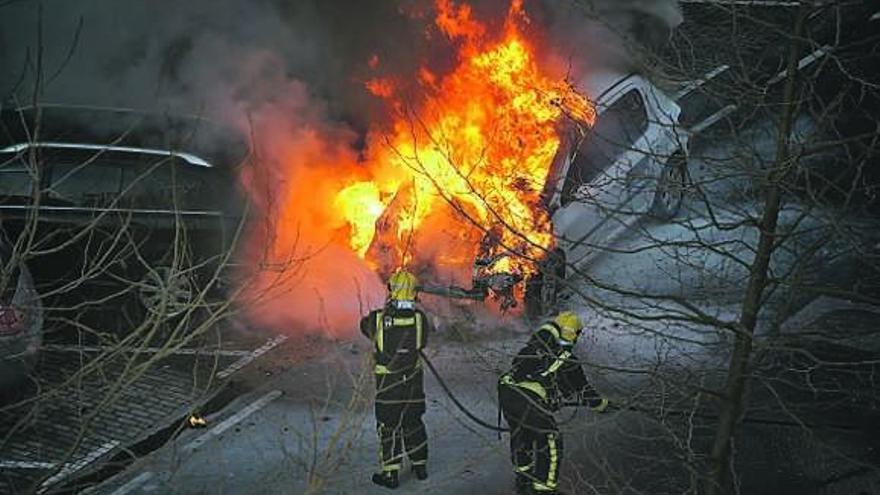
[1,0,681,123]
[0,0,427,131]
[537,0,683,75]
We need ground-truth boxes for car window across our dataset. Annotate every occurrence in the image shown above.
[48,158,123,207]
[0,156,39,202]
[561,90,648,206]
[121,159,220,211]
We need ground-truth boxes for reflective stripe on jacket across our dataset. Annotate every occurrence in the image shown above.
[361,305,429,375]
[500,322,598,409]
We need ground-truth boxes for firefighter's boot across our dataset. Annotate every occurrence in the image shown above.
[412,463,428,480]
[371,471,399,489]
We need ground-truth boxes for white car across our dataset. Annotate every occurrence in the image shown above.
[473,71,690,316]
[547,71,688,262]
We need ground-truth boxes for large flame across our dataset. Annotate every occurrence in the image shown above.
[238,0,594,336]
[336,0,594,280]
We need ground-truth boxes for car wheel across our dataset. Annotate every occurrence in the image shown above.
[524,250,565,322]
[650,151,688,220]
[137,266,195,319]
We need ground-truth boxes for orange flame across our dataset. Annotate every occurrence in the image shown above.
[336,0,594,279]
[237,0,596,337]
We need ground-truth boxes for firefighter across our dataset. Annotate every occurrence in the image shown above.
[360,269,432,489]
[498,311,609,495]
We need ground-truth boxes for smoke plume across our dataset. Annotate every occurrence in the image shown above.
[535,0,683,79]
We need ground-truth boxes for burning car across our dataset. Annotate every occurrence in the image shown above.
[0,105,247,323]
[475,71,690,317]
[0,235,43,394]
[286,4,687,321]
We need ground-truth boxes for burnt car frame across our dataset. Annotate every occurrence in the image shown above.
[463,71,690,315]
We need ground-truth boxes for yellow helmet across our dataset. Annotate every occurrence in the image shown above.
[555,311,583,343]
[387,270,418,301]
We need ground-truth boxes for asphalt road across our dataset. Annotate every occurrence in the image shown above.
[90,303,880,495]
[92,338,527,495]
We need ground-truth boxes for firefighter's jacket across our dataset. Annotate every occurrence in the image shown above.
[360,301,431,375]
[501,322,601,411]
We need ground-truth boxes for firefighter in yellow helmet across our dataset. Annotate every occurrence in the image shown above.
[498,311,609,495]
[360,269,433,489]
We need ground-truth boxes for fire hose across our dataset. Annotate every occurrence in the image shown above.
[418,349,584,434]
[417,350,870,434]
[419,349,510,432]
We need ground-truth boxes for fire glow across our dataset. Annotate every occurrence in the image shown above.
[336,0,595,279]
[238,0,595,335]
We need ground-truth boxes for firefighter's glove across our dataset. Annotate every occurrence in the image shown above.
[590,397,610,413]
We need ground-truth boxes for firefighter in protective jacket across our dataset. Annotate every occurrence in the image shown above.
[498,311,608,494]
[361,270,433,489]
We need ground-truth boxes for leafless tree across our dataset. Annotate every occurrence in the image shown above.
[364,1,880,494]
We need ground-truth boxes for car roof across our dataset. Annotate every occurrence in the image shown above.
[574,70,636,104]
[0,142,214,168]
[0,105,249,169]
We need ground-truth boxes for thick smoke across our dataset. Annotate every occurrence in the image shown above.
[0,0,429,129]
[234,80,387,338]
[535,0,682,79]
[0,0,681,115]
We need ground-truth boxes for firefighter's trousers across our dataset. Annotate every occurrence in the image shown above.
[375,368,428,472]
[499,381,563,493]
